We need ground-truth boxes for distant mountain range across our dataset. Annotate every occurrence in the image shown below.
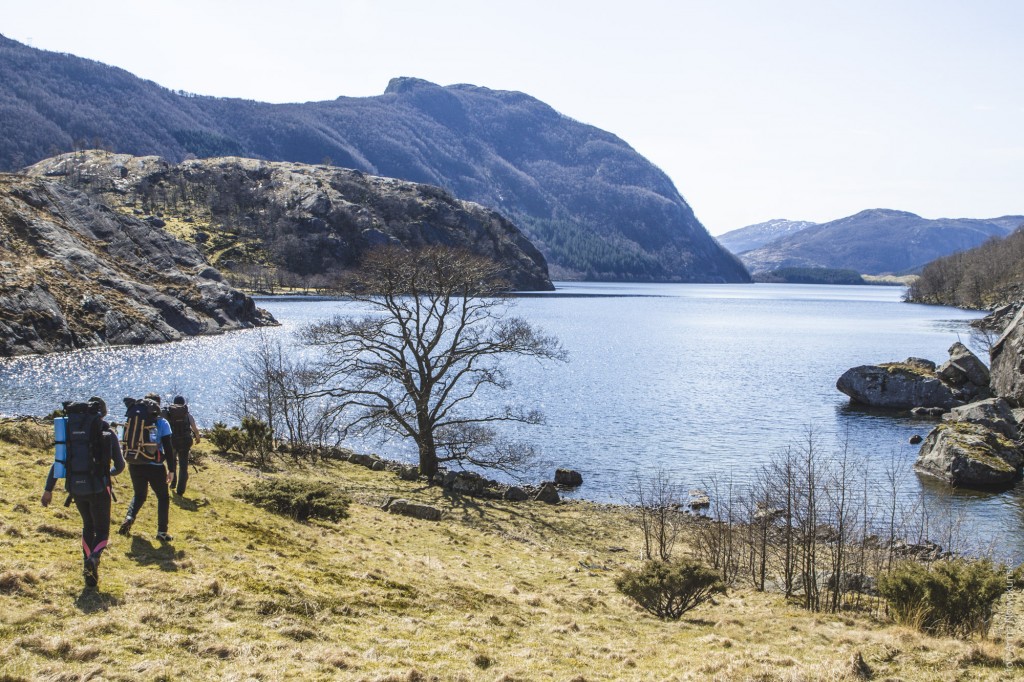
[0,35,748,283]
[718,210,1024,275]
[715,219,817,255]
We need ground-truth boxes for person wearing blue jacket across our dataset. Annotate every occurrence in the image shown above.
[118,392,176,542]
[41,396,125,587]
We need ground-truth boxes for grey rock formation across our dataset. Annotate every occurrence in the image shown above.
[915,422,1021,489]
[946,397,1020,439]
[26,152,554,291]
[937,342,990,391]
[991,307,1024,406]
[554,469,583,487]
[0,174,274,357]
[534,482,561,505]
[383,498,442,521]
[836,360,957,410]
[503,486,529,502]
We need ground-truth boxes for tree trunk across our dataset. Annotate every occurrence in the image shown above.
[417,424,439,480]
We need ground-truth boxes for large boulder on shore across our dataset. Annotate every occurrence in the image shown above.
[836,359,956,410]
[991,307,1024,406]
[947,397,1020,440]
[914,421,1022,489]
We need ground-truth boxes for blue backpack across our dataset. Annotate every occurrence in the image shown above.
[55,400,110,500]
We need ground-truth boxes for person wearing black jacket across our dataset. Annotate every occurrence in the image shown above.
[41,396,125,588]
[118,392,176,542]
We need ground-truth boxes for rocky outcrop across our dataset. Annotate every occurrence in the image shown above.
[945,397,1019,439]
[914,421,1021,489]
[837,344,991,411]
[26,152,554,291]
[0,174,275,356]
[382,498,442,521]
[534,483,561,505]
[990,307,1024,406]
[937,342,991,399]
[554,469,583,487]
[836,359,956,410]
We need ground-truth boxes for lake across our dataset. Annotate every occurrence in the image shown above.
[4,283,1023,560]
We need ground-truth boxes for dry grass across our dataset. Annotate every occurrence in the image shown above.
[2,436,1024,681]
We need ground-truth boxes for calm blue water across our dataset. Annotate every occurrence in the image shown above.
[3,283,1023,560]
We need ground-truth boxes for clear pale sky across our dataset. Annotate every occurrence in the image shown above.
[3,0,1022,235]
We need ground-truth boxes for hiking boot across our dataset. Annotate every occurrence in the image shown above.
[117,516,134,536]
[155,532,173,542]
[83,556,98,587]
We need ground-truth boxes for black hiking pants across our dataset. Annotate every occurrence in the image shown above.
[74,491,112,559]
[125,465,170,533]
[171,443,190,495]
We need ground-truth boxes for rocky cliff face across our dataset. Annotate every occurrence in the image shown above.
[991,307,1024,405]
[0,174,275,356]
[26,152,553,291]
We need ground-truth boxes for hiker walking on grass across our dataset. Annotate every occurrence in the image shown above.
[41,396,125,588]
[164,395,201,496]
[118,392,176,542]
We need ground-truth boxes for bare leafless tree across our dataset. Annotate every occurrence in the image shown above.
[628,469,684,561]
[302,246,567,479]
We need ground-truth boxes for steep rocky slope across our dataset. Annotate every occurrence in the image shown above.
[0,36,748,282]
[0,174,275,356]
[25,151,553,291]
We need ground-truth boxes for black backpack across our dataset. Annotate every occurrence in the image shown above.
[122,397,163,464]
[165,403,193,450]
[61,400,110,499]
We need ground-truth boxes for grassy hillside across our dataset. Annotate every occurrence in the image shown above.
[2,421,1023,680]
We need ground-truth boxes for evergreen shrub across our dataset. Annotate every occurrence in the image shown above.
[615,559,725,620]
[877,559,1007,637]
[235,477,350,522]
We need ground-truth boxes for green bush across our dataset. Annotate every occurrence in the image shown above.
[615,559,725,620]
[208,418,275,467]
[878,559,1008,637]
[207,421,243,455]
[0,418,52,450]
[235,477,350,522]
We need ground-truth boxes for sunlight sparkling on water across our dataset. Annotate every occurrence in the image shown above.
[4,283,1023,560]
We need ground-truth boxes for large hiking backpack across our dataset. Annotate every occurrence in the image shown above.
[122,397,163,464]
[58,400,110,498]
[165,403,193,450]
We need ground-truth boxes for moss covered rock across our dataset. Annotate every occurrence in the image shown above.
[914,421,1022,489]
[836,359,956,410]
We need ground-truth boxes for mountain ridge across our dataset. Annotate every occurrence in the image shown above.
[734,209,1022,275]
[0,36,749,283]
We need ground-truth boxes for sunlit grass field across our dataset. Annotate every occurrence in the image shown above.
[2,422,1023,681]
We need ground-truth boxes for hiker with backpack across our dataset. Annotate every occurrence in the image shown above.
[164,395,201,496]
[41,396,125,588]
[118,393,176,542]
